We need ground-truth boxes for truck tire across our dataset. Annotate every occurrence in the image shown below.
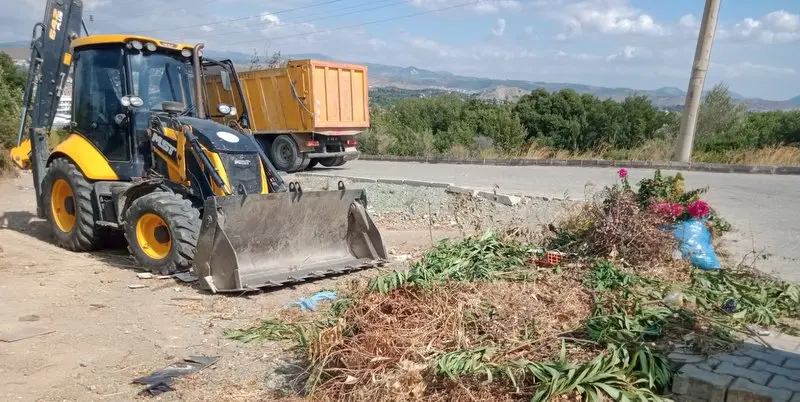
[269,135,305,172]
[307,159,318,169]
[42,157,103,251]
[124,191,200,275]
[319,156,345,167]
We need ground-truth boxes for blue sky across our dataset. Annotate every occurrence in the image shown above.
[3,0,799,99]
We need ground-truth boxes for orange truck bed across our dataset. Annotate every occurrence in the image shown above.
[207,59,370,136]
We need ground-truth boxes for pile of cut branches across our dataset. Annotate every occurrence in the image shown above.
[226,172,798,402]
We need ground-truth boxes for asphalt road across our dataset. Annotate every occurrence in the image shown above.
[314,160,800,282]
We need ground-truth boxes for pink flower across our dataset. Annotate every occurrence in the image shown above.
[687,200,710,218]
[651,202,684,219]
[618,168,628,179]
[670,203,685,218]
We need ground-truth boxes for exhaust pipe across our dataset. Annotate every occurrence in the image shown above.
[192,43,206,119]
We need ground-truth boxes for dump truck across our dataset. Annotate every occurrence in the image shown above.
[10,0,387,292]
[202,60,369,172]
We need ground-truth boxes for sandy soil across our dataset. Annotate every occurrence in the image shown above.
[0,171,459,401]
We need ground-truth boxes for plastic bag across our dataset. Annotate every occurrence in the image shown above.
[671,218,721,270]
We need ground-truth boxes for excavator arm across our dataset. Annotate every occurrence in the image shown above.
[13,0,83,218]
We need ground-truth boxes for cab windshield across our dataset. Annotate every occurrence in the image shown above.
[128,49,196,116]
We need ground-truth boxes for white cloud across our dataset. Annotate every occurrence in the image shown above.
[200,25,214,32]
[492,18,506,36]
[679,14,698,29]
[551,0,665,38]
[260,12,280,25]
[730,10,800,43]
[606,45,650,61]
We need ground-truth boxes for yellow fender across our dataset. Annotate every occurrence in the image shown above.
[9,138,32,169]
[49,134,119,180]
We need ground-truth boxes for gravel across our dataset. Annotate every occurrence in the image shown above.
[285,173,580,234]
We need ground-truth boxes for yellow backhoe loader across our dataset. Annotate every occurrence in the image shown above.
[11,0,387,292]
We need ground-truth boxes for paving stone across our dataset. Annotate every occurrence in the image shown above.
[785,359,800,370]
[715,362,772,385]
[745,335,800,353]
[751,360,800,381]
[476,191,522,206]
[673,364,734,402]
[675,396,709,402]
[697,358,723,372]
[736,344,790,366]
[769,376,800,392]
[671,351,712,364]
[717,354,755,367]
[726,378,793,402]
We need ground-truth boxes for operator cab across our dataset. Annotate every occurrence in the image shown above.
[67,35,202,179]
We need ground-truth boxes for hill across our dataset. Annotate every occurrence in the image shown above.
[3,44,798,111]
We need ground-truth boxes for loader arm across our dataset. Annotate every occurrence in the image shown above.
[14,0,84,218]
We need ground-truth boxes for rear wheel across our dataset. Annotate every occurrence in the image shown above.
[269,135,306,172]
[319,156,345,167]
[42,158,102,251]
[124,192,200,275]
[306,159,319,169]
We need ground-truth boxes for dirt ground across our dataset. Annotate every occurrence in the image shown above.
[0,171,462,402]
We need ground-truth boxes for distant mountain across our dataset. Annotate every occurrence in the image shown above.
[5,45,798,111]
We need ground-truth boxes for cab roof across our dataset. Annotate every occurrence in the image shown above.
[71,34,195,52]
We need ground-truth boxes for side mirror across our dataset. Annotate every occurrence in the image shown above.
[220,69,232,92]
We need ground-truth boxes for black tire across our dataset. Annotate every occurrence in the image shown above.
[269,135,305,172]
[319,156,345,167]
[307,159,319,169]
[42,158,102,251]
[123,191,200,275]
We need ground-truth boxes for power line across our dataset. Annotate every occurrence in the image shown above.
[131,0,343,34]
[88,0,224,21]
[192,0,407,41]
[220,0,481,46]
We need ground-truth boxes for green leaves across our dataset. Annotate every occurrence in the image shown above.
[436,348,495,381]
[519,346,670,402]
[368,231,532,294]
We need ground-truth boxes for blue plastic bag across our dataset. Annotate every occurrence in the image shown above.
[284,291,338,312]
[672,218,721,270]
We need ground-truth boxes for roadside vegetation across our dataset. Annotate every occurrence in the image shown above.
[226,170,800,401]
[361,84,800,165]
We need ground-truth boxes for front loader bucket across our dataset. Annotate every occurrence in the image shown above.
[193,187,388,292]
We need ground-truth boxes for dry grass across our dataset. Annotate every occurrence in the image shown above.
[693,146,800,165]
[412,138,800,166]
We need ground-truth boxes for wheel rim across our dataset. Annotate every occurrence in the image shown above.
[276,141,292,167]
[50,179,76,232]
[135,213,172,260]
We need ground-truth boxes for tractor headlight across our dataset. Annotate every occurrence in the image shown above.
[217,104,232,115]
[121,95,144,108]
[181,48,192,58]
[130,40,143,50]
[229,106,237,116]
[145,42,157,52]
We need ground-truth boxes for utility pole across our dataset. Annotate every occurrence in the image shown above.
[674,0,721,162]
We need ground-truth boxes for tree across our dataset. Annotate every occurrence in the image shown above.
[0,52,25,149]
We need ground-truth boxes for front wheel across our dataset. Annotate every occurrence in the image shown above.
[42,158,102,251]
[124,192,200,275]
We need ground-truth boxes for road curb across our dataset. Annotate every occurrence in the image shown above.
[356,155,800,175]
[295,172,546,207]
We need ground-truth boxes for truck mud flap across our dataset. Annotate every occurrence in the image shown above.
[192,186,388,292]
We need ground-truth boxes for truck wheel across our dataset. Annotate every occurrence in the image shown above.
[124,192,200,275]
[269,135,305,172]
[307,159,318,169]
[42,158,103,251]
[319,156,345,167]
